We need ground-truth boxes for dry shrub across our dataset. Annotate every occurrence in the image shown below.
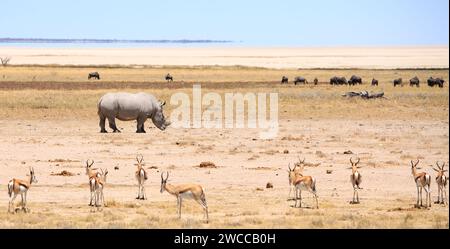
[51,170,75,176]
[198,161,217,168]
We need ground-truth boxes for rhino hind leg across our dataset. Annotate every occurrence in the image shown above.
[107,117,120,133]
[99,115,107,133]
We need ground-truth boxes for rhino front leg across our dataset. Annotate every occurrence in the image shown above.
[136,116,147,133]
[107,117,121,133]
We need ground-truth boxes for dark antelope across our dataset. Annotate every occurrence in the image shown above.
[165,73,173,82]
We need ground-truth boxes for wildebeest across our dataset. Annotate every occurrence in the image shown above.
[410,76,420,87]
[371,78,379,86]
[88,72,100,80]
[165,73,173,82]
[428,77,445,88]
[97,92,170,133]
[313,78,318,85]
[330,76,347,85]
[281,76,289,84]
[393,78,403,87]
[348,75,362,85]
[294,76,308,85]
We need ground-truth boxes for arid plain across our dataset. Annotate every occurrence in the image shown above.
[0,47,448,228]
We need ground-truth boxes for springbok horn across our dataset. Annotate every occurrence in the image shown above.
[165,171,169,181]
[136,154,143,164]
[350,157,354,165]
[439,162,445,170]
[288,163,292,171]
[356,157,360,165]
[415,159,420,167]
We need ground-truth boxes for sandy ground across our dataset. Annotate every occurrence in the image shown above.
[0,46,448,69]
[0,118,448,228]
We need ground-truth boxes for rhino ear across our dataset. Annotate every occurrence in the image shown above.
[160,101,166,107]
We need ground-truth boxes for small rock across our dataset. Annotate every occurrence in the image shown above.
[114,166,119,170]
[266,182,274,188]
[256,187,264,191]
[326,170,333,174]
[21,161,26,164]
[343,150,353,155]
[283,150,289,154]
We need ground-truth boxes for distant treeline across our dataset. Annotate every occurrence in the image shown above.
[0,38,233,44]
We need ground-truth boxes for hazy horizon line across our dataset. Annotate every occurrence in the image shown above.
[1,37,448,47]
[0,37,234,44]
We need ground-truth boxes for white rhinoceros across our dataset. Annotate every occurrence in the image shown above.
[97,92,170,133]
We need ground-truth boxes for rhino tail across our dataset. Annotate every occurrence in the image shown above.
[97,96,104,116]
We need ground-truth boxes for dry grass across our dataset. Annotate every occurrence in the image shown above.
[0,188,447,228]
[0,65,448,86]
[0,66,447,120]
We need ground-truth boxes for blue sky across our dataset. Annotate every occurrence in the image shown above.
[1,0,448,46]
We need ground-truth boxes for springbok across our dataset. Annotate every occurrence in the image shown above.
[85,159,101,206]
[287,158,305,200]
[433,161,448,205]
[411,159,432,208]
[85,159,100,179]
[287,163,318,209]
[8,167,38,213]
[89,168,108,209]
[350,157,362,204]
[160,172,209,223]
[135,154,148,200]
